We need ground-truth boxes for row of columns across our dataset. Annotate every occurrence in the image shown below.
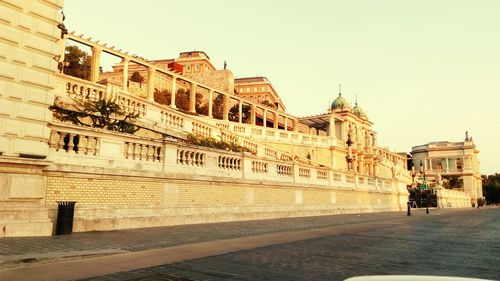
[423,156,470,171]
[86,45,301,131]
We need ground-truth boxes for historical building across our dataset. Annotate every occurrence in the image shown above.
[234,77,286,112]
[410,133,483,206]
[0,0,473,238]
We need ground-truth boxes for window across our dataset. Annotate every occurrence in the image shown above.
[195,64,200,71]
[261,86,266,91]
[246,87,250,92]
[186,65,191,71]
[239,88,243,93]
[254,87,258,92]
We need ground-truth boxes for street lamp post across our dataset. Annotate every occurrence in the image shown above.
[419,161,430,214]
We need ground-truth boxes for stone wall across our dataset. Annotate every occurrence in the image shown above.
[185,69,234,94]
[42,167,404,233]
[0,0,63,157]
[0,0,64,237]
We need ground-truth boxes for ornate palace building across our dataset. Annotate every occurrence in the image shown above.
[0,0,476,237]
[410,133,483,206]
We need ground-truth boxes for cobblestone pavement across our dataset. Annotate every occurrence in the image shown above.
[80,208,500,281]
[1,210,412,258]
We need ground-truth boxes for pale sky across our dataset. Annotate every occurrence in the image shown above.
[64,0,499,174]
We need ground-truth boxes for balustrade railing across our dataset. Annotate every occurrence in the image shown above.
[299,167,311,178]
[218,156,242,171]
[277,164,293,177]
[317,169,328,180]
[252,160,268,174]
[55,74,406,191]
[265,147,278,159]
[160,110,184,129]
[124,141,162,162]
[65,78,105,102]
[49,130,100,155]
[192,122,212,137]
[177,149,206,166]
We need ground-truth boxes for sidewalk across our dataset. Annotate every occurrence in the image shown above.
[0,208,479,280]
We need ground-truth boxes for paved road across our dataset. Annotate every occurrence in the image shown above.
[1,210,411,260]
[79,208,500,281]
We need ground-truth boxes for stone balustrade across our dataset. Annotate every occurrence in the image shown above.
[192,122,212,137]
[59,74,321,167]
[160,110,184,129]
[124,141,162,162]
[251,160,268,174]
[277,164,293,177]
[177,149,206,167]
[218,156,242,171]
[212,120,334,149]
[65,76,105,102]
[48,128,100,156]
[299,167,311,178]
[317,169,329,180]
[49,120,405,193]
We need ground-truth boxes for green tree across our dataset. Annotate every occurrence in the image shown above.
[482,174,500,204]
[50,99,139,134]
[130,71,145,87]
[63,45,91,80]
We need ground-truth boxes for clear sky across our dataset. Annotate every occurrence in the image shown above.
[64,0,499,174]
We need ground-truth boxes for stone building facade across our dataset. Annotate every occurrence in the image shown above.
[411,135,483,205]
[0,0,454,238]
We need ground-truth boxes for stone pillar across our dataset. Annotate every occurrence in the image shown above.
[170,76,177,108]
[90,46,102,83]
[208,89,213,117]
[263,109,267,127]
[238,100,243,123]
[147,66,156,101]
[274,112,279,129]
[222,94,229,121]
[250,104,256,125]
[189,82,197,113]
[122,59,129,91]
[293,119,299,132]
[284,118,288,131]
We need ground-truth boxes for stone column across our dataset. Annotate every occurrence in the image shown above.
[189,82,197,113]
[222,94,229,121]
[90,46,102,83]
[122,59,129,91]
[274,112,279,129]
[284,117,288,131]
[170,76,177,108]
[208,89,213,117]
[328,115,336,137]
[263,109,267,127]
[238,100,243,123]
[147,66,156,101]
[293,119,299,132]
[249,104,256,125]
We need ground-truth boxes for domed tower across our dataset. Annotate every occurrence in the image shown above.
[352,98,368,119]
[330,85,352,111]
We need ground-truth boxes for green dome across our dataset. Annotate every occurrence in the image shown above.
[331,93,351,110]
[353,103,367,118]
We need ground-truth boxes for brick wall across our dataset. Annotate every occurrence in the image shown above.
[178,183,245,206]
[45,176,163,205]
